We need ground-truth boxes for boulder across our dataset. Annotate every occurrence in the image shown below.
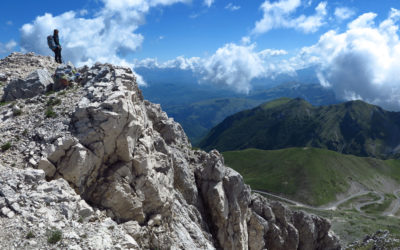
[0,73,6,82]
[37,158,56,178]
[2,69,53,101]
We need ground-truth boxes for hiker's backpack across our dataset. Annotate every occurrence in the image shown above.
[47,35,56,50]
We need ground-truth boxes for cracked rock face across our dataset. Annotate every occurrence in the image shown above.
[0,53,341,249]
[2,68,53,101]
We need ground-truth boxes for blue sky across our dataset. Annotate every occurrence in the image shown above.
[0,0,397,60]
[1,0,400,110]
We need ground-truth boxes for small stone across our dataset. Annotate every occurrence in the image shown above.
[78,200,93,218]
[1,207,15,218]
[0,72,6,81]
[23,168,45,183]
[122,234,139,249]
[37,158,56,177]
[1,207,11,216]
[28,158,37,166]
[148,214,162,227]
[10,202,21,213]
[65,231,79,240]
[28,240,37,246]
[0,197,6,208]
[68,245,82,250]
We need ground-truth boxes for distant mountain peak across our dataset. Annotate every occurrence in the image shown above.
[200,98,400,158]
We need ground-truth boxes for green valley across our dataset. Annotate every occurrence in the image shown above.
[223,147,400,206]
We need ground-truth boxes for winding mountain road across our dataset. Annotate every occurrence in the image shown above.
[383,189,400,216]
[253,190,389,216]
[321,190,371,211]
[253,190,315,209]
[354,192,384,213]
[252,190,366,211]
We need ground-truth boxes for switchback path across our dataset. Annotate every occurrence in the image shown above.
[252,190,388,216]
[354,192,384,213]
[383,189,400,216]
[321,190,371,210]
[252,190,315,209]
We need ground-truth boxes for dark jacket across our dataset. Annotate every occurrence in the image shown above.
[53,34,60,47]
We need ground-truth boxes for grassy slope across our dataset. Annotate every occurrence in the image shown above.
[294,207,400,246]
[166,98,262,144]
[201,98,400,159]
[223,147,400,206]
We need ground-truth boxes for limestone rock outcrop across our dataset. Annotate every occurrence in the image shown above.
[0,53,341,249]
[2,69,53,101]
[0,165,140,249]
[0,52,59,83]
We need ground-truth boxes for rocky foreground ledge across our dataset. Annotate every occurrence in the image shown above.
[0,53,341,249]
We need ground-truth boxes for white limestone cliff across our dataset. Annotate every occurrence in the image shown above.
[0,53,341,249]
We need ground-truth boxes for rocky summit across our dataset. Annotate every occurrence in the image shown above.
[0,53,341,249]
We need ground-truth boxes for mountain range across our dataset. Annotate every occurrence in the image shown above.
[141,78,339,144]
[199,98,400,159]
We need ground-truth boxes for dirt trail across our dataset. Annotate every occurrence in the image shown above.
[253,190,390,216]
[383,189,400,216]
[253,190,370,211]
[354,192,384,213]
[253,190,316,209]
[321,190,371,210]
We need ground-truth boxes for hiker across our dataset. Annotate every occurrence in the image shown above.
[47,29,62,63]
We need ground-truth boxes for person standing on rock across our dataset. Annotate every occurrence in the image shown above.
[47,29,62,63]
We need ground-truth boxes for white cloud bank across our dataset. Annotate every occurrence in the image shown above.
[19,0,189,85]
[135,44,289,93]
[136,7,400,111]
[307,8,400,110]
[134,56,201,71]
[252,0,327,34]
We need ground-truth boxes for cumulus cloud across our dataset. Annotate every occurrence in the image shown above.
[204,0,214,7]
[305,8,400,110]
[0,40,17,54]
[200,44,293,93]
[225,3,240,11]
[200,43,267,93]
[334,7,355,21]
[19,0,189,85]
[252,0,327,34]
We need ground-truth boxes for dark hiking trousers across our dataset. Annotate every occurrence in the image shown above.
[54,47,62,63]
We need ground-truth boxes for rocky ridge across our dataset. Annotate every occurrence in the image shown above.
[0,53,341,249]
